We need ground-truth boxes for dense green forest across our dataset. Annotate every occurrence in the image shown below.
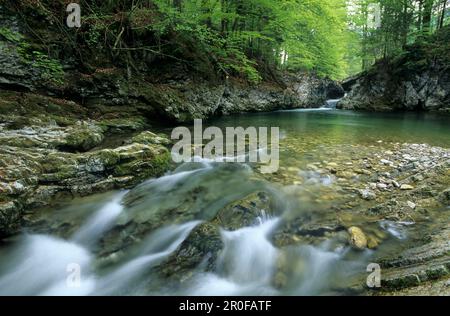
[3,0,448,83]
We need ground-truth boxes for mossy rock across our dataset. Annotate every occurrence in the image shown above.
[89,149,120,168]
[64,124,104,152]
[158,222,223,279]
[130,131,171,146]
[99,117,147,133]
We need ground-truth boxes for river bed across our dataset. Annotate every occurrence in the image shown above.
[0,109,449,296]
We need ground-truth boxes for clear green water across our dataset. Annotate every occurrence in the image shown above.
[0,109,448,296]
[208,109,450,148]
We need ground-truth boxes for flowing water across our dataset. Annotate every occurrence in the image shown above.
[0,109,449,296]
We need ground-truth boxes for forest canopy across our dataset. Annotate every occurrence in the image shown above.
[7,0,450,82]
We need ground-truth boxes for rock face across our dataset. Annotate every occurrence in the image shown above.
[339,26,450,113]
[0,116,172,237]
[150,73,344,122]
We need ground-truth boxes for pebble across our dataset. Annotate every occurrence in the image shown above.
[407,201,416,209]
[359,189,376,200]
[348,227,368,250]
[367,236,380,249]
[400,184,414,190]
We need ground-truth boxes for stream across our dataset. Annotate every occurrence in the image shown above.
[0,108,449,296]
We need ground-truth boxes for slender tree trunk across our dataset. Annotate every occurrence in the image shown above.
[201,0,212,28]
[417,0,423,30]
[362,2,370,70]
[423,0,434,33]
[402,0,409,46]
[439,0,447,28]
[221,0,228,35]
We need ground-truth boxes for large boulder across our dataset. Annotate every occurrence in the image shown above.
[338,26,450,112]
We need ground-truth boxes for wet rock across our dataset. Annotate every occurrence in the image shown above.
[380,159,393,166]
[367,235,380,249]
[406,201,416,209]
[158,223,223,279]
[128,131,171,146]
[359,189,377,201]
[214,192,277,231]
[438,188,450,205]
[375,224,450,294]
[0,118,172,236]
[0,201,22,237]
[348,226,368,250]
[63,122,105,152]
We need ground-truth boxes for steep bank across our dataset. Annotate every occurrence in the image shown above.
[339,26,450,112]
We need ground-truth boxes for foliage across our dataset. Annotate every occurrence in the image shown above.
[67,0,352,81]
[7,0,449,82]
[0,27,64,85]
[347,0,449,73]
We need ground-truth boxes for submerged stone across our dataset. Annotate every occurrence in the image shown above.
[348,226,368,250]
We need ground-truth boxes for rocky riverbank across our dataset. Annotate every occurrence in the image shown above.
[338,26,450,113]
[0,91,174,237]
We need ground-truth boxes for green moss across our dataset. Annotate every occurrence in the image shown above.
[92,150,120,167]
[131,131,171,146]
[0,27,22,43]
[113,150,171,179]
[425,266,448,280]
[0,27,64,85]
[98,117,146,133]
[65,127,104,152]
[382,274,420,290]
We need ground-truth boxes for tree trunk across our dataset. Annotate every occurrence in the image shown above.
[423,0,434,33]
[402,0,409,46]
[417,0,423,30]
[221,0,228,34]
[439,0,447,29]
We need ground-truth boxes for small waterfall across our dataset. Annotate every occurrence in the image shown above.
[218,218,279,284]
[0,213,200,296]
[187,218,280,296]
[94,220,201,295]
[323,99,341,109]
[0,159,374,296]
[0,235,94,296]
[72,191,127,247]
